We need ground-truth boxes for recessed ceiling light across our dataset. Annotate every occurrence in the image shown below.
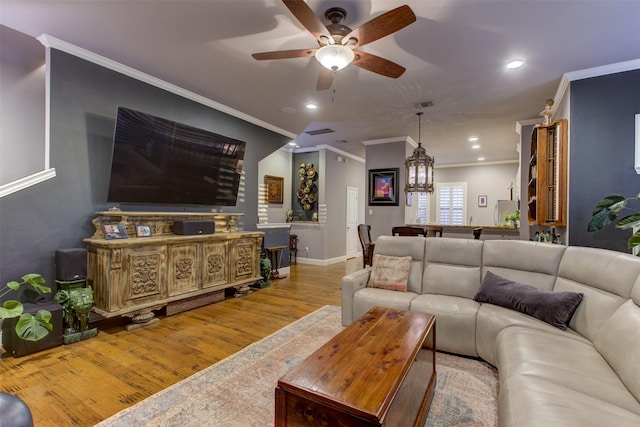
[287,141,297,146]
[306,103,318,110]
[506,59,524,69]
[471,144,480,149]
[478,157,485,161]
[468,136,478,142]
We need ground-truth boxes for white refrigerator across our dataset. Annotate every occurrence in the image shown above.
[494,200,518,225]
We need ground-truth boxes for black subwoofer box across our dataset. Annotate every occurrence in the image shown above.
[55,248,87,281]
[173,220,215,235]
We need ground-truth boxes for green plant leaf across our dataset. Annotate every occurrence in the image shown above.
[0,300,24,319]
[609,200,629,214]
[615,214,640,230]
[6,281,20,291]
[21,274,51,294]
[587,208,617,232]
[15,311,52,341]
[628,232,640,254]
[591,194,626,216]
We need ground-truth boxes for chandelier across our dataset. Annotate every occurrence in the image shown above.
[405,112,435,194]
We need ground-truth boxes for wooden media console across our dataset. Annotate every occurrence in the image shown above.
[84,211,263,328]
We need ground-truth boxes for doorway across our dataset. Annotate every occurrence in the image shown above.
[346,186,359,259]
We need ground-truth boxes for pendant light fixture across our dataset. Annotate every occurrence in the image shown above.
[405,112,435,194]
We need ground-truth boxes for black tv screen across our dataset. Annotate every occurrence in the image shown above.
[107,107,245,206]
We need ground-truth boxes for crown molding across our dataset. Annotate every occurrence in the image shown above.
[36,34,297,140]
[362,136,417,148]
[515,118,543,135]
[0,168,57,198]
[564,58,640,82]
[316,144,365,163]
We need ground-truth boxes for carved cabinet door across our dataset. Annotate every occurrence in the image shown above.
[231,238,259,283]
[202,241,229,289]
[168,244,199,296]
[122,246,166,307]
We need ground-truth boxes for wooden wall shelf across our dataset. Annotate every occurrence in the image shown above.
[527,119,568,226]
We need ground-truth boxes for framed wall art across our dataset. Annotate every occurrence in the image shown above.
[478,195,488,207]
[368,168,399,206]
[265,175,284,204]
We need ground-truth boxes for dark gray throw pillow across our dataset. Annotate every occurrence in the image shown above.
[474,271,583,330]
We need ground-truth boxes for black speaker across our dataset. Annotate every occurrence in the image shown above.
[55,248,87,281]
[173,220,215,235]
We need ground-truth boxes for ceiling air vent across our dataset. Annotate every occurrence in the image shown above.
[305,128,335,136]
[414,101,434,109]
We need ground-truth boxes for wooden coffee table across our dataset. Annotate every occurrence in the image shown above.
[275,306,436,426]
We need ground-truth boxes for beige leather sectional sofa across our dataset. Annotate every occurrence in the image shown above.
[341,236,640,427]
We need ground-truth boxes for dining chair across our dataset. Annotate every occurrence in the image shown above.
[391,226,427,237]
[423,225,443,237]
[357,224,375,268]
[473,228,483,240]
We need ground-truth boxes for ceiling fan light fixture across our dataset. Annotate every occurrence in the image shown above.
[506,59,524,69]
[315,44,355,71]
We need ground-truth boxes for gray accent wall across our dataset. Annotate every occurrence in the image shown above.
[568,69,640,252]
[365,140,408,240]
[0,48,289,287]
[321,149,366,260]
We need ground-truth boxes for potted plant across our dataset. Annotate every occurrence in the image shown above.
[588,193,640,254]
[0,274,53,347]
[54,287,94,334]
[503,210,520,228]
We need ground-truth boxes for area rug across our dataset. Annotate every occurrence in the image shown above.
[97,305,498,426]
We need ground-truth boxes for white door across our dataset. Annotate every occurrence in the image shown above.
[346,186,359,259]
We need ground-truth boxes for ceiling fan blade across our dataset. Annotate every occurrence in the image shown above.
[352,51,406,78]
[316,68,334,90]
[283,0,334,44]
[341,5,416,48]
[252,48,317,60]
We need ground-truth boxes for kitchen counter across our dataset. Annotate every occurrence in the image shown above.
[406,224,520,239]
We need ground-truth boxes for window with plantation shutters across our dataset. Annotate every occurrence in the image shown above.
[436,182,467,225]
[417,193,428,224]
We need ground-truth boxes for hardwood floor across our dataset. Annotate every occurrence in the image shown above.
[0,258,362,426]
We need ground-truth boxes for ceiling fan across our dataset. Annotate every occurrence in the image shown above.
[252,0,416,90]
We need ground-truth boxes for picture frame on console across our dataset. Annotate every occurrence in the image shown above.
[368,168,399,206]
[103,223,128,240]
[135,225,152,238]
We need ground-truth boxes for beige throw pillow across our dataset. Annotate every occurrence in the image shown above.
[367,254,412,292]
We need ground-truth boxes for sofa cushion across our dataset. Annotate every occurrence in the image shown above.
[367,254,412,291]
[475,301,590,366]
[499,374,640,427]
[497,326,640,414]
[423,237,483,298]
[593,299,640,403]
[352,288,418,322]
[411,294,480,357]
[482,240,566,291]
[371,236,425,294]
[474,271,583,330]
[555,246,640,341]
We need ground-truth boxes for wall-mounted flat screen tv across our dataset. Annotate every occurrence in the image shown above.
[107,107,245,206]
